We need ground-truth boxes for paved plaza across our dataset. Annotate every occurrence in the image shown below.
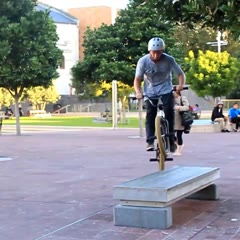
[0,127,240,240]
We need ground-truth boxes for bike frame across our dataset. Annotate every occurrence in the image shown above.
[146,96,172,171]
[145,87,188,171]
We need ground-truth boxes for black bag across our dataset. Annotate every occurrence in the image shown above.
[180,110,194,126]
[180,97,194,133]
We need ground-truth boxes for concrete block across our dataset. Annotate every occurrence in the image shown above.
[113,204,172,229]
[186,184,219,200]
[113,166,220,207]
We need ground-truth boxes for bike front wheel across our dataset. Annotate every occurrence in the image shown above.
[155,116,168,170]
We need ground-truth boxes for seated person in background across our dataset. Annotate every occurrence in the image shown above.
[228,102,240,132]
[211,101,230,132]
[193,104,199,112]
[5,106,14,117]
[192,104,201,119]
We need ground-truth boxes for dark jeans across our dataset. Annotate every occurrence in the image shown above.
[145,92,174,144]
[175,130,184,145]
[231,117,240,129]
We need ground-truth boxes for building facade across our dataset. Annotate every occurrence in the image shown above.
[37,3,79,95]
[68,6,118,60]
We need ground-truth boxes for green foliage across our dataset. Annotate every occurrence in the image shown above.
[185,50,240,98]
[226,79,240,99]
[25,82,60,110]
[0,88,14,109]
[0,0,62,94]
[142,0,240,39]
[72,2,185,92]
[0,0,62,134]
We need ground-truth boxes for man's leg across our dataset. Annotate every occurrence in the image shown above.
[236,117,240,130]
[231,117,238,130]
[145,99,158,150]
[161,92,176,152]
[224,117,230,132]
[215,118,224,131]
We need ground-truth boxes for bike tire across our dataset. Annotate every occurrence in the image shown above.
[155,115,167,170]
[160,118,170,153]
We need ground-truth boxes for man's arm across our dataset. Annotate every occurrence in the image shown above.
[176,73,185,91]
[134,76,143,99]
[171,57,186,91]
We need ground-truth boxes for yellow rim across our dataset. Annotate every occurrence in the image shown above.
[155,116,167,171]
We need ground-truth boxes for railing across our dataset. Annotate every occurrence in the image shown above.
[52,105,70,114]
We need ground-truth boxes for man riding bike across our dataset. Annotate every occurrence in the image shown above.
[133,37,186,152]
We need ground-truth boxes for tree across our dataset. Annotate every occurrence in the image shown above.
[72,2,185,91]
[185,50,240,104]
[137,0,240,38]
[25,81,60,110]
[0,0,62,135]
[0,88,14,110]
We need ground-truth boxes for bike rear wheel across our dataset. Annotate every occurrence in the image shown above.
[155,116,168,170]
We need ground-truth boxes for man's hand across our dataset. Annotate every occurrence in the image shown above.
[135,92,143,99]
[176,85,183,92]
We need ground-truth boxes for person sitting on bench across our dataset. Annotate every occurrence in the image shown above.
[228,102,240,132]
[211,101,230,132]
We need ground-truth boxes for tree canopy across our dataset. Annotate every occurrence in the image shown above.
[72,2,185,92]
[0,88,13,110]
[185,50,240,100]
[136,0,240,39]
[25,81,60,110]
[72,0,240,101]
[0,0,62,134]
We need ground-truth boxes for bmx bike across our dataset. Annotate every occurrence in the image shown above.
[145,86,188,171]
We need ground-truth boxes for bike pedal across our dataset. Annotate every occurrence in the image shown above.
[165,157,174,161]
[149,158,159,162]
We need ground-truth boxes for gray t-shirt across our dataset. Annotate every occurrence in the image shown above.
[135,53,184,97]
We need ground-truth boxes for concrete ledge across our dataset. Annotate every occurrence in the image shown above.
[113,166,220,207]
[191,124,221,133]
[113,166,220,229]
[114,204,172,229]
[187,183,219,200]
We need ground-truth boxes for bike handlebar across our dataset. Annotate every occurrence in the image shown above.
[172,86,189,91]
[143,86,189,98]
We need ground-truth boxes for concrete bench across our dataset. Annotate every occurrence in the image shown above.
[29,110,51,118]
[191,122,221,133]
[113,166,220,229]
[191,121,236,133]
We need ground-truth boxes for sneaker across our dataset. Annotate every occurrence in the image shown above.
[225,129,230,132]
[146,143,155,151]
[237,129,240,132]
[221,129,226,132]
[170,142,177,153]
[233,129,237,132]
[173,151,181,156]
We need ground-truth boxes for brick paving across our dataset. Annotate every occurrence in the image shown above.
[0,128,240,240]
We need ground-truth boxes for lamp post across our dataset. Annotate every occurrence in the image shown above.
[207,31,228,53]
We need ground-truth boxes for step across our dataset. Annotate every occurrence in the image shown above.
[113,166,220,207]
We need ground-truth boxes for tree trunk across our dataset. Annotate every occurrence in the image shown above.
[204,96,215,107]
[14,96,21,136]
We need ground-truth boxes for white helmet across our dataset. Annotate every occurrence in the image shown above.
[148,37,165,51]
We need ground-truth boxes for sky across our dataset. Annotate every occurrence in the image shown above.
[39,0,130,10]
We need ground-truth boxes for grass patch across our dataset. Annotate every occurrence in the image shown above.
[2,116,141,128]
